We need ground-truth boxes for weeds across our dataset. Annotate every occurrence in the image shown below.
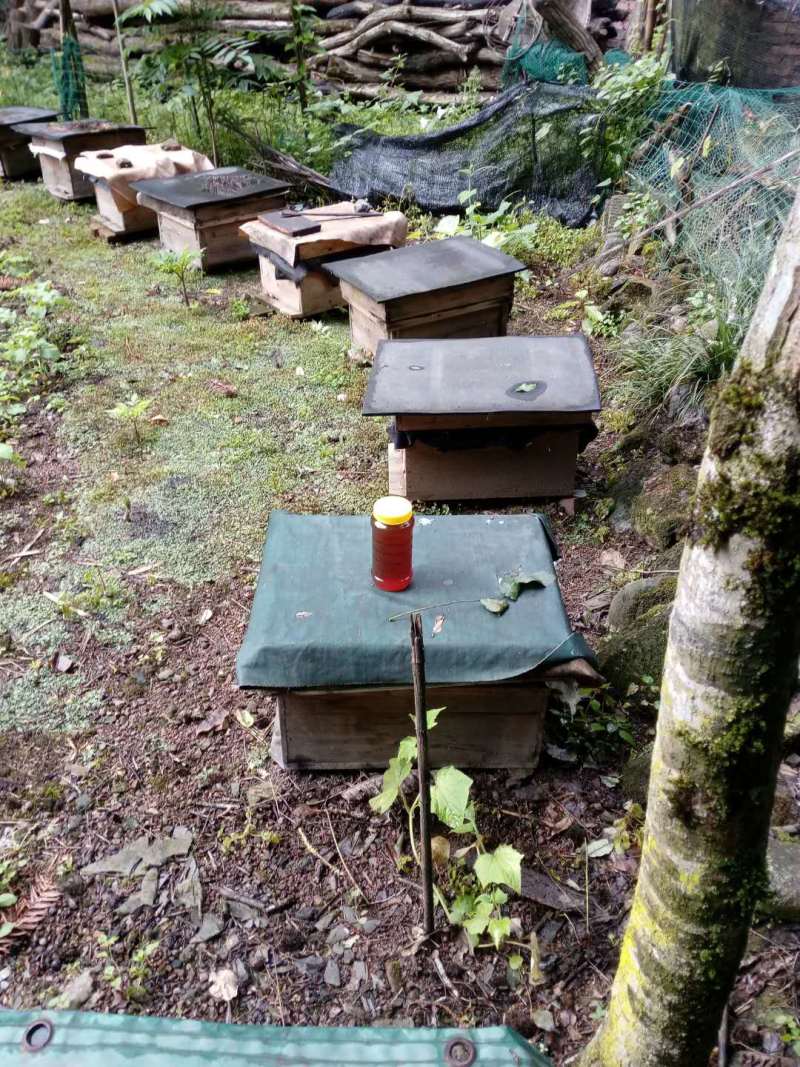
[150,249,203,307]
[372,709,524,951]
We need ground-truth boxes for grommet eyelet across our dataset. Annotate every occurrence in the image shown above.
[21,1018,54,1052]
[444,1035,477,1066]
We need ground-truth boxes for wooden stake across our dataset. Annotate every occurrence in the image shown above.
[110,0,138,125]
[411,613,434,936]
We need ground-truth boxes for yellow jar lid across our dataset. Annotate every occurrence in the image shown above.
[372,495,413,525]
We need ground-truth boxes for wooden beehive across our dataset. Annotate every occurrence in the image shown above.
[11,119,145,200]
[131,167,290,270]
[324,236,525,356]
[363,336,601,502]
[237,511,600,771]
[0,107,58,180]
[241,203,408,319]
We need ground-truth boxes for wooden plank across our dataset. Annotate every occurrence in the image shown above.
[395,411,595,431]
[156,211,201,256]
[340,275,513,324]
[274,682,548,770]
[258,256,344,318]
[196,218,258,269]
[349,298,511,356]
[38,154,94,200]
[389,431,580,501]
[93,182,156,233]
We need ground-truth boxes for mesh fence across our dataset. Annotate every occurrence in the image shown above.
[329,82,598,224]
[629,82,800,315]
[51,35,88,121]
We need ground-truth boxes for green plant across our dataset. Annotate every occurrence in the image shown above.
[217,817,281,855]
[767,1011,800,1056]
[434,167,517,246]
[229,297,250,322]
[286,0,321,118]
[107,393,153,447]
[581,54,668,183]
[549,683,635,756]
[616,190,662,240]
[151,248,203,307]
[371,708,523,949]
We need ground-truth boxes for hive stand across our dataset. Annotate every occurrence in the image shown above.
[363,336,601,505]
[323,236,526,356]
[11,119,145,200]
[131,167,290,270]
[0,107,58,180]
[237,511,600,771]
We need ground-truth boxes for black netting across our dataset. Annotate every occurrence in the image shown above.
[329,82,598,224]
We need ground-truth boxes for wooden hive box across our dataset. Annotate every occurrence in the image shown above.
[363,336,601,503]
[241,203,408,319]
[323,236,526,356]
[131,167,290,270]
[237,511,599,771]
[11,119,145,200]
[0,107,58,180]
[75,142,214,238]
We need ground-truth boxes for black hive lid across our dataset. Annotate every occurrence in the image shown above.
[363,335,601,416]
[130,166,290,209]
[323,235,525,303]
[10,118,144,142]
[0,107,59,129]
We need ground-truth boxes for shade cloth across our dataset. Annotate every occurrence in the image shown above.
[74,142,213,211]
[237,511,593,690]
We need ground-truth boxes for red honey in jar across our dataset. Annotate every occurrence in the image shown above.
[371,495,414,592]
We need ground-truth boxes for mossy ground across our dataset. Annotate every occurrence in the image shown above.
[0,182,385,726]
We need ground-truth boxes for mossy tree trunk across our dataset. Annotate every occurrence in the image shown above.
[581,191,800,1065]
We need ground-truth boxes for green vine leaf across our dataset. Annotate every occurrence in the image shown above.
[474,844,523,893]
[369,755,412,815]
[481,597,509,615]
[430,766,474,832]
[498,571,555,601]
[487,915,512,949]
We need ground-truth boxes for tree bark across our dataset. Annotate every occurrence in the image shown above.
[581,191,800,1065]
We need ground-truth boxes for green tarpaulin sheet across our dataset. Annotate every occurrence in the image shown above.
[0,1012,552,1065]
[237,511,594,690]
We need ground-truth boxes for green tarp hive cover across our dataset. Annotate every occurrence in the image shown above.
[0,1011,552,1065]
[237,511,594,690]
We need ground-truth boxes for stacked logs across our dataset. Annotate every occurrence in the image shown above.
[7,0,636,99]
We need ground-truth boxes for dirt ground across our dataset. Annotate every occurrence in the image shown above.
[0,183,797,1065]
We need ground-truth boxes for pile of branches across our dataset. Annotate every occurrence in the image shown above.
[8,0,636,96]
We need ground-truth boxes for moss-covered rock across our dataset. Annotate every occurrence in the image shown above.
[598,602,671,695]
[764,839,800,922]
[630,463,698,548]
[607,574,678,632]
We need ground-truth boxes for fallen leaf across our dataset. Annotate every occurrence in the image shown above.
[586,838,614,859]
[209,967,238,1003]
[197,607,213,625]
[431,835,451,867]
[53,652,75,673]
[481,597,509,615]
[208,380,238,398]
[149,414,169,426]
[195,707,230,736]
[600,549,627,570]
[499,571,555,601]
[235,708,255,729]
[533,1008,555,1032]
[515,382,538,393]
[432,614,445,636]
